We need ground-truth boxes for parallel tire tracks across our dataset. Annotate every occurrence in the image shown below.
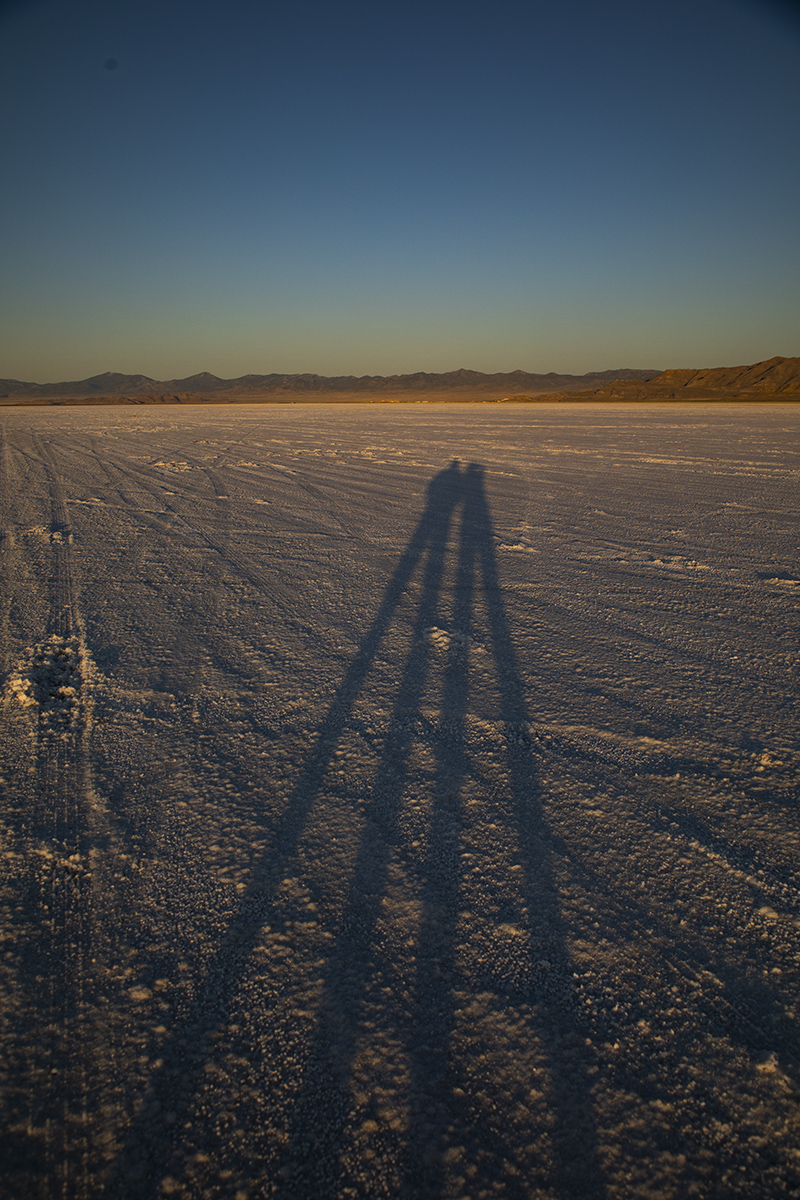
[25,435,95,1198]
[0,426,16,673]
[89,446,293,613]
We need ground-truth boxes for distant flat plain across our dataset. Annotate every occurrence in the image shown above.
[0,388,556,406]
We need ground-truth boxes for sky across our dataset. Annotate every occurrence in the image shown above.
[1,0,799,382]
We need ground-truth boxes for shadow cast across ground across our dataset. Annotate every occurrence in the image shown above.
[106,461,604,1199]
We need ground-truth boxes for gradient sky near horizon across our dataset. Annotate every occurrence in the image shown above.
[1,0,799,382]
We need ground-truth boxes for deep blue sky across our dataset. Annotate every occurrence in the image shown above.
[1,0,799,381]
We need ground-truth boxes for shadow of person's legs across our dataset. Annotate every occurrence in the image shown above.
[467,462,605,1198]
[104,462,464,1198]
[273,464,464,1196]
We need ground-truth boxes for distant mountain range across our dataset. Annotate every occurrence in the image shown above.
[546,356,800,402]
[0,366,660,401]
[1,357,798,403]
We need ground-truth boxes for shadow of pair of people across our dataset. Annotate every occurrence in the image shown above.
[108,460,604,1199]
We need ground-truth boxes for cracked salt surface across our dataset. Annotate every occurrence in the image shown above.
[0,402,799,1198]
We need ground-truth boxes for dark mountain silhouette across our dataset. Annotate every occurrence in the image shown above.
[0,366,660,400]
[0,371,161,397]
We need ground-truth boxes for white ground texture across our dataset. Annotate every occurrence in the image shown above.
[0,402,798,1200]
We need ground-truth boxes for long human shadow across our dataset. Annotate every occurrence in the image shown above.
[106,460,604,1199]
[272,463,604,1198]
[104,461,464,1197]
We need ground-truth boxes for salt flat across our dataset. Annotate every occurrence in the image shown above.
[1,402,799,1199]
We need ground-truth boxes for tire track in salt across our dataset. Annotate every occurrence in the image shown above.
[535,734,800,1082]
[0,425,16,672]
[0,425,66,1195]
[21,435,96,1198]
[87,437,181,539]
[200,450,231,530]
[0,426,45,671]
[86,441,304,702]
[92,449,294,614]
[536,724,800,906]
[258,459,362,541]
[563,830,800,1082]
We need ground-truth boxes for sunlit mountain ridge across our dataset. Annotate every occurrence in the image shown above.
[560,356,800,401]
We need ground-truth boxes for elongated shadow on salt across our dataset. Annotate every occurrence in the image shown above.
[105,461,605,1198]
[273,463,605,1198]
